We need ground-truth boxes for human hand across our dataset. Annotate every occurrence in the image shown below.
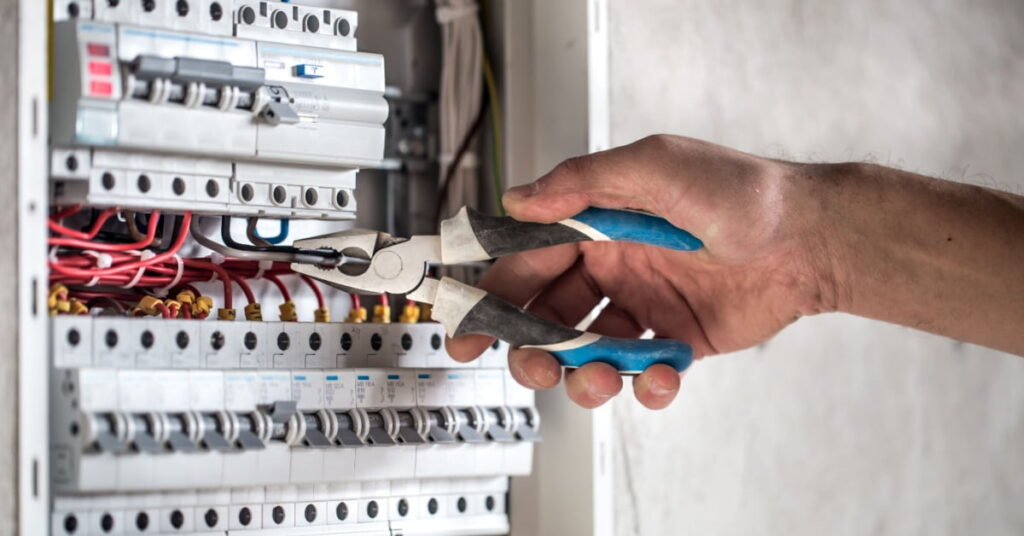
[446,135,839,409]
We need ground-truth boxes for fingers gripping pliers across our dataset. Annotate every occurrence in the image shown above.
[291,207,704,375]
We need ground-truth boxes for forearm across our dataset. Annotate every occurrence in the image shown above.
[801,162,1024,355]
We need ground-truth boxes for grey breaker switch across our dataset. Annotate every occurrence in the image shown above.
[91,413,128,454]
[174,57,236,87]
[364,412,395,447]
[395,411,425,445]
[425,410,455,444]
[334,412,364,447]
[302,413,333,448]
[482,408,515,443]
[129,414,163,453]
[514,408,541,442]
[259,86,301,125]
[260,100,300,125]
[453,409,485,444]
[131,55,176,79]
[234,413,266,450]
[165,414,198,453]
[266,400,298,424]
[231,66,266,89]
[200,414,233,451]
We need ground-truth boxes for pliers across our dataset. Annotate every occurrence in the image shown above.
[291,207,704,375]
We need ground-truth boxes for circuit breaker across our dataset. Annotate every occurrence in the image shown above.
[44,1,536,535]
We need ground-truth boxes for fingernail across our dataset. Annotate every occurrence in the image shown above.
[526,358,560,388]
[511,357,539,389]
[648,378,676,397]
[504,181,541,199]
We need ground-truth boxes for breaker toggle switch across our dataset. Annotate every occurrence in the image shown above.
[234,412,268,450]
[452,408,486,444]
[333,412,365,447]
[513,407,542,442]
[129,413,164,453]
[164,413,199,452]
[481,407,516,443]
[301,411,335,448]
[83,412,130,454]
[394,410,426,445]
[259,86,301,125]
[262,401,301,445]
[364,410,396,447]
[199,412,233,451]
[420,409,456,444]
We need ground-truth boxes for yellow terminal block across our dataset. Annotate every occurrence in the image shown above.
[48,283,69,314]
[138,296,164,316]
[175,290,197,305]
[419,303,433,322]
[279,301,298,322]
[217,308,237,321]
[346,307,367,323]
[164,299,182,318]
[67,298,88,316]
[194,296,214,316]
[399,302,421,324]
[314,308,331,323]
[372,304,391,324]
[244,302,263,321]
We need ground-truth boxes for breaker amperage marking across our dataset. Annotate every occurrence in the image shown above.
[292,206,705,374]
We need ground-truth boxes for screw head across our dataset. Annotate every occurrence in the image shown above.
[210,331,225,350]
[67,328,81,347]
[176,330,189,349]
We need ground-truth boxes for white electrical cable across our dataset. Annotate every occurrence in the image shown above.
[436,0,484,222]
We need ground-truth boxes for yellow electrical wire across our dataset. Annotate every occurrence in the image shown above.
[482,54,505,216]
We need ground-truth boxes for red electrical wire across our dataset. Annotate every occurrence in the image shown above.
[379,294,389,307]
[49,211,192,278]
[351,293,362,310]
[229,274,256,305]
[180,257,233,308]
[49,210,160,252]
[51,205,83,220]
[263,274,292,302]
[48,207,119,240]
[299,275,325,309]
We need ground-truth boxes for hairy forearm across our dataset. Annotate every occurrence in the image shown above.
[798,162,1024,355]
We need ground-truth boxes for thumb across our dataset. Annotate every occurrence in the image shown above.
[502,140,668,224]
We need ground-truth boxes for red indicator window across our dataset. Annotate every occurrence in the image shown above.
[89,61,112,76]
[89,80,113,97]
[86,43,110,57]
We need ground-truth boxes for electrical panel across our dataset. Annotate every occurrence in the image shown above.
[46,1,534,535]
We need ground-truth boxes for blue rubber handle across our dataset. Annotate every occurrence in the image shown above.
[549,336,693,374]
[569,208,703,251]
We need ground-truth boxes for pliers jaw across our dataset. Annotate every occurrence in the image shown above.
[290,231,441,297]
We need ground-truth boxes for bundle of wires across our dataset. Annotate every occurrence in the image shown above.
[436,0,486,220]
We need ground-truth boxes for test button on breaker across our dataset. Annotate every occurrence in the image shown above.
[294,64,325,79]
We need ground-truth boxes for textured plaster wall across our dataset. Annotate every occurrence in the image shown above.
[608,1,1024,535]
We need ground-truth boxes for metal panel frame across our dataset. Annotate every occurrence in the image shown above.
[505,0,613,535]
[16,0,51,534]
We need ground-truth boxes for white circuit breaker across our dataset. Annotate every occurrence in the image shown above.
[44,2,538,535]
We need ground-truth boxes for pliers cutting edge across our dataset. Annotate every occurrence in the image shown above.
[291,207,704,375]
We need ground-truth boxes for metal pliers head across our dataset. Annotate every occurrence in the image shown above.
[291,229,441,297]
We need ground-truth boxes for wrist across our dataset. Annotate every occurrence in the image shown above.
[779,161,868,316]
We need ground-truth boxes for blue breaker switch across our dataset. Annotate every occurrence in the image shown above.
[295,64,324,79]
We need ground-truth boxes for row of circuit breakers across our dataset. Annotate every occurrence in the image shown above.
[52,0,387,220]
[47,1,537,535]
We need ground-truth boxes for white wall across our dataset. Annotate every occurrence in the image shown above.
[608,1,1024,534]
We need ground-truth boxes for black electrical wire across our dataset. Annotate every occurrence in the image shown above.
[435,96,489,227]
[219,215,340,261]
